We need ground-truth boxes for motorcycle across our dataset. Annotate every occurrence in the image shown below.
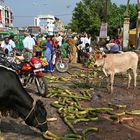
[0,51,48,97]
[55,49,69,73]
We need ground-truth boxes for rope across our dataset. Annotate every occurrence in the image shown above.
[24,100,36,121]
[24,99,47,127]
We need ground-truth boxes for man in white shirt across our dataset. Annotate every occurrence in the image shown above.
[23,32,35,61]
[1,36,16,56]
[84,35,89,45]
[23,32,35,53]
[57,34,63,47]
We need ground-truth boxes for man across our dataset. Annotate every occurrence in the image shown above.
[80,35,85,48]
[57,34,63,47]
[1,36,16,56]
[106,43,120,53]
[23,32,35,61]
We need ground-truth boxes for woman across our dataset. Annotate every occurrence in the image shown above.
[44,36,54,73]
[61,38,69,58]
[67,37,77,63]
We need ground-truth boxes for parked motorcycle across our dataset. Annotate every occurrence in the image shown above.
[0,51,48,97]
[55,49,69,73]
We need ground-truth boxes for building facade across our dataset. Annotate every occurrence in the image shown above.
[55,17,65,34]
[34,15,55,35]
[0,4,13,29]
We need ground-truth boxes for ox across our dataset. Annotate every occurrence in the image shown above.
[94,52,138,93]
[0,66,48,132]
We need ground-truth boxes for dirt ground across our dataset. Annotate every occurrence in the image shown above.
[1,63,140,140]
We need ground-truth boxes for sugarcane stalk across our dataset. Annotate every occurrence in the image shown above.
[64,89,72,95]
[59,94,90,100]
[66,115,75,120]
[47,118,58,122]
[63,117,77,134]
[85,91,92,98]
[51,103,63,109]
[46,93,53,98]
[82,127,98,136]
[126,110,140,115]
[80,91,87,97]
[73,98,81,108]
[77,111,89,115]
[75,114,87,119]
[43,134,54,140]
[74,104,113,112]
[73,117,98,125]
[64,134,82,139]
[43,131,61,139]
[50,93,58,98]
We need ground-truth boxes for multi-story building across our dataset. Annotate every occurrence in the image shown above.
[55,17,65,34]
[0,2,13,29]
[34,15,55,35]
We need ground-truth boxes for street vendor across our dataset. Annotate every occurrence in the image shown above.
[1,36,16,56]
[106,43,120,53]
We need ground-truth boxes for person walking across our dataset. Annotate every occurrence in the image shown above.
[44,36,54,73]
[23,32,35,61]
[67,37,77,63]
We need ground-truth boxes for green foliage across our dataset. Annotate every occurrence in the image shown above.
[69,0,137,37]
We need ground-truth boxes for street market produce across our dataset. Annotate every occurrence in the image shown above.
[44,87,113,139]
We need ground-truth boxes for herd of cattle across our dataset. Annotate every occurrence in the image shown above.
[0,51,139,134]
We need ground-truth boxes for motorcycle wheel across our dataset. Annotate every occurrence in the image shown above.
[55,61,69,73]
[35,77,48,97]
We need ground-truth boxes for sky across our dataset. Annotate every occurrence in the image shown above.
[4,0,137,27]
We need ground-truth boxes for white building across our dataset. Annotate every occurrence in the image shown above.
[0,4,13,29]
[34,15,55,35]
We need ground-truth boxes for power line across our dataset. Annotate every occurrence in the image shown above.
[14,13,72,18]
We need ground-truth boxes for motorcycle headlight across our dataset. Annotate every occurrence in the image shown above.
[34,63,42,69]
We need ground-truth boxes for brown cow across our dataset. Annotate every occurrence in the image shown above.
[94,51,138,93]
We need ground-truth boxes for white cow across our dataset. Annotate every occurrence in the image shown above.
[94,52,138,93]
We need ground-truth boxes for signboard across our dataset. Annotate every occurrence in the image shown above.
[99,23,108,38]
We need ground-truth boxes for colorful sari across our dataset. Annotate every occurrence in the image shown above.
[44,42,54,72]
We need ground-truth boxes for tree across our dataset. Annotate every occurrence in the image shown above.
[69,0,137,37]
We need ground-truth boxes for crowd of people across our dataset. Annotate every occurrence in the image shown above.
[0,32,93,73]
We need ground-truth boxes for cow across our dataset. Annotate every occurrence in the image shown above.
[0,65,48,132]
[94,51,138,93]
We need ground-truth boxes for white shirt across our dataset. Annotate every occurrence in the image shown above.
[106,43,115,50]
[84,37,89,45]
[23,36,35,52]
[88,37,91,45]
[1,40,16,53]
[57,36,63,46]
[80,37,85,44]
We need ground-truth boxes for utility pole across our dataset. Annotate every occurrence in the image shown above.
[123,0,130,50]
[136,0,140,49]
[99,0,108,39]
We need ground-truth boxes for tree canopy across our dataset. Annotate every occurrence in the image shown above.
[68,0,137,37]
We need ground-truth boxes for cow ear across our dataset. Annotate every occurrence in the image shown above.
[103,54,107,58]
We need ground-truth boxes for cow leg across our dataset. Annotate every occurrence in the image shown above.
[132,68,137,88]
[127,72,132,89]
[103,68,108,77]
[110,73,115,93]
[106,76,110,92]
